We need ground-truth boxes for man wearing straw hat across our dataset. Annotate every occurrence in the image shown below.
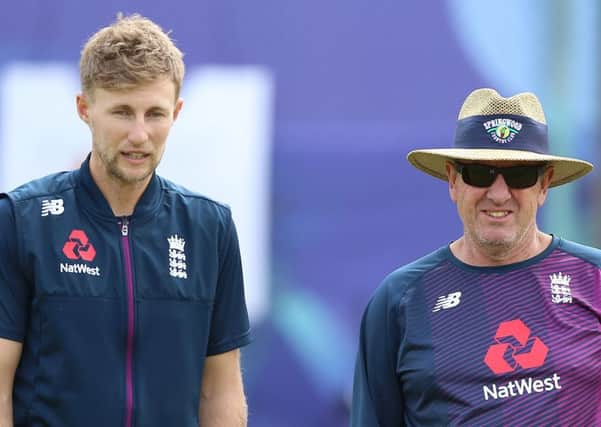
[351,88,601,426]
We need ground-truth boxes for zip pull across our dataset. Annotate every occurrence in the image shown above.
[121,218,129,236]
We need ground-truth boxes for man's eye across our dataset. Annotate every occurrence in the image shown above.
[112,110,130,117]
[148,111,166,118]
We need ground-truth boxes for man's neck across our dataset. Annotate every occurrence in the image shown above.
[88,163,150,217]
[101,182,148,217]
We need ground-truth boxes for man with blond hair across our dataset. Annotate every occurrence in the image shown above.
[0,14,251,426]
[351,88,601,426]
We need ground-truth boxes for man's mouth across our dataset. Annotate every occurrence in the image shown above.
[484,210,511,218]
[122,152,149,159]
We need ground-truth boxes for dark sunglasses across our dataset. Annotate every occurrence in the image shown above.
[454,162,547,189]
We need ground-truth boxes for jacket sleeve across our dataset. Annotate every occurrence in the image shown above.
[351,281,404,427]
[0,196,30,342]
[206,210,251,356]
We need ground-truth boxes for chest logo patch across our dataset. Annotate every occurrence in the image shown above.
[41,199,65,216]
[432,291,462,312]
[550,272,572,304]
[62,229,96,261]
[484,319,548,375]
[168,234,188,279]
[60,229,100,276]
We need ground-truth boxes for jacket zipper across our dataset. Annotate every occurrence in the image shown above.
[120,217,135,427]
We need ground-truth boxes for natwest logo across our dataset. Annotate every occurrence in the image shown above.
[62,229,96,262]
[484,319,548,375]
[60,229,101,277]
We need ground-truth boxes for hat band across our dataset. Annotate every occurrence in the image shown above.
[454,114,548,154]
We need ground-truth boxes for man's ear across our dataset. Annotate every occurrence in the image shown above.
[537,165,555,207]
[446,161,458,202]
[173,98,184,121]
[76,93,90,123]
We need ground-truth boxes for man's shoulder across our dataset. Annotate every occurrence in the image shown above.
[5,170,76,202]
[387,246,449,284]
[361,246,450,327]
[157,175,232,218]
[556,236,601,267]
[376,246,450,300]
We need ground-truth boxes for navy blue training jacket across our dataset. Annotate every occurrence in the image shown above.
[0,156,251,426]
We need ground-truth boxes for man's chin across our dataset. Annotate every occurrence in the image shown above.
[123,173,153,185]
[478,235,518,252]
[109,167,153,186]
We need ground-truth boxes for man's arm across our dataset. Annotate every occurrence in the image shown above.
[199,348,247,427]
[0,197,29,427]
[0,338,22,427]
[351,281,404,426]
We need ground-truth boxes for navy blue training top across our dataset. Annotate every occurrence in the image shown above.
[0,156,251,427]
[352,238,601,426]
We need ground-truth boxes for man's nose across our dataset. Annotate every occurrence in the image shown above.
[128,118,149,144]
[486,173,512,203]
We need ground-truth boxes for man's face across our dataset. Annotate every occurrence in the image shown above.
[447,160,553,253]
[77,78,183,188]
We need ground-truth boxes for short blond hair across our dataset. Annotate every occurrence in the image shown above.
[80,13,185,98]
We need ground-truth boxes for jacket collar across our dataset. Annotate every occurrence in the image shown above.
[76,153,162,221]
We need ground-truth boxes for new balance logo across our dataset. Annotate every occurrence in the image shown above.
[432,291,462,312]
[41,199,64,216]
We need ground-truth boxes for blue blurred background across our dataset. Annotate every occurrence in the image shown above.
[1,1,599,425]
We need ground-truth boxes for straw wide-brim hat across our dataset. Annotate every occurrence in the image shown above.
[407,88,593,187]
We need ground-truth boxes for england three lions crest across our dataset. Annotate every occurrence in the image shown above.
[168,234,188,279]
[550,272,572,304]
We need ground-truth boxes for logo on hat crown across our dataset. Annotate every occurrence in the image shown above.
[482,117,523,144]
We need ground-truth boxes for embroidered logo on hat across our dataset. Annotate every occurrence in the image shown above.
[483,118,522,144]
